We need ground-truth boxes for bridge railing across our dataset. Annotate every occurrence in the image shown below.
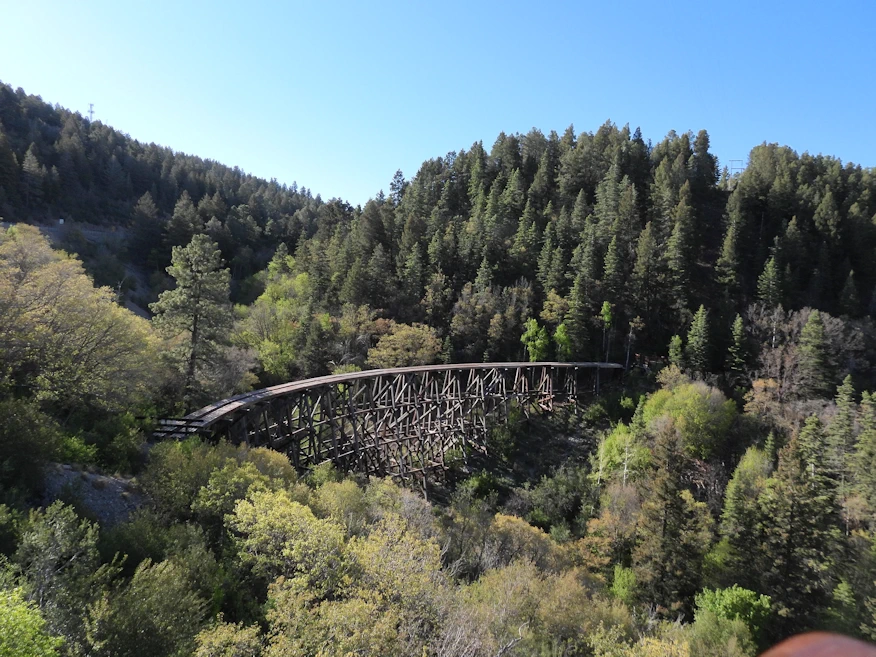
[155,362,622,478]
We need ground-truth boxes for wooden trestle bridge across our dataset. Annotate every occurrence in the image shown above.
[155,362,622,479]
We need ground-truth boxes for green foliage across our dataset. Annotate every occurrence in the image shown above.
[85,559,207,657]
[687,610,755,657]
[633,421,714,615]
[726,314,748,386]
[14,502,112,653]
[695,585,771,645]
[554,321,573,360]
[591,423,651,486]
[0,399,62,496]
[150,234,232,408]
[141,438,238,520]
[192,460,274,529]
[0,587,64,657]
[669,335,683,367]
[310,479,369,536]
[365,322,441,368]
[754,429,842,635]
[0,226,159,413]
[685,305,710,374]
[720,448,772,589]
[228,488,348,596]
[611,565,637,605]
[643,381,736,459]
[797,309,831,398]
[524,463,592,532]
[195,620,263,657]
[757,256,782,308]
[520,317,550,362]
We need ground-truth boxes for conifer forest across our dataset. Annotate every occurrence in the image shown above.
[1,79,876,656]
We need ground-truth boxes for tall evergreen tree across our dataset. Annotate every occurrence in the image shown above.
[721,447,772,591]
[851,391,876,525]
[0,130,20,203]
[798,310,831,398]
[685,305,710,374]
[756,421,841,635]
[633,421,712,615]
[726,313,748,386]
[20,143,45,207]
[602,234,623,306]
[164,191,204,250]
[631,221,659,321]
[716,219,741,297]
[665,182,695,321]
[757,256,782,308]
[565,270,591,359]
[828,376,856,531]
[150,235,232,409]
[839,270,860,317]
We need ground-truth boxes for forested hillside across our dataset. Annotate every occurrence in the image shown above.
[1,81,876,656]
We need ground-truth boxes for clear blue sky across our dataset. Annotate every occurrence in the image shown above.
[2,0,874,206]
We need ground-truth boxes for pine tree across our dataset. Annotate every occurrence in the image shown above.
[632,222,659,320]
[798,310,831,398]
[685,305,710,374]
[828,376,856,531]
[565,270,591,359]
[720,447,772,591]
[536,222,557,292]
[0,130,20,203]
[164,191,203,250]
[366,244,393,310]
[510,199,539,277]
[813,190,841,242]
[726,314,748,385]
[130,191,163,266]
[716,219,741,295]
[665,182,694,320]
[839,270,860,317]
[633,421,712,615]
[756,424,841,635]
[757,256,782,308]
[668,335,683,367]
[340,257,367,306]
[602,234,623,305]
[20,143,45,207]
[150,235,232,408]
[852,391,876,524]
[398,247,424,321]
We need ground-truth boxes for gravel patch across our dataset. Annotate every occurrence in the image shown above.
[42,463,144,527]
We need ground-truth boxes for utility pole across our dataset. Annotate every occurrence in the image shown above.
[88,103,94,122]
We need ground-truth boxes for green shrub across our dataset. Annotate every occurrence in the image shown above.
[525,464,592,532]
[695,585,771,645]
[140,438,237,520]
[85,559,207,657]
[0,399,62,495]
[0,587,64,657]
[610,565,636,605]
[643,381,736,459]
[58,434,99,466]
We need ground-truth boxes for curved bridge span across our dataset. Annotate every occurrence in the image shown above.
[157,362,622,478]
